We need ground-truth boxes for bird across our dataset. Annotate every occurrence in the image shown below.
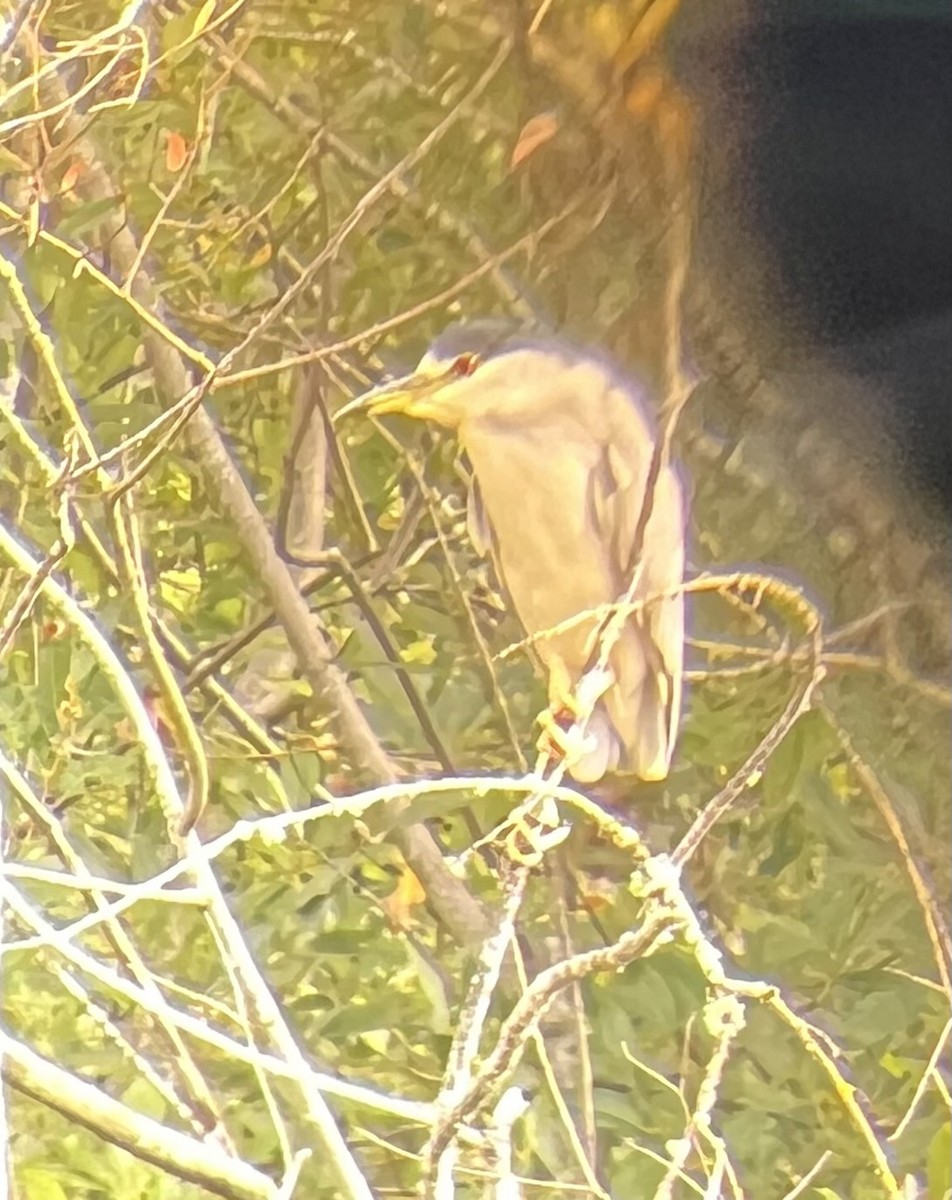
[335,322,686,784]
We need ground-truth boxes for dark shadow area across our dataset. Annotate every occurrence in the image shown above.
[675,2,951,508]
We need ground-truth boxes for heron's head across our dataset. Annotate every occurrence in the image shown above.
[334,322,582,431]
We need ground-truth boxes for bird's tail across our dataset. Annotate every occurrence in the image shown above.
[604,605,683,782]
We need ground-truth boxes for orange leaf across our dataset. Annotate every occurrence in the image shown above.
[510,112,559,169]
[380,868,426,930]
[60,161,83,193]
[625,68,666,120]
[249,242,272,268]
[165,130,189,173]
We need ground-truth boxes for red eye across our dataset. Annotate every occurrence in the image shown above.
[452,353,480,377]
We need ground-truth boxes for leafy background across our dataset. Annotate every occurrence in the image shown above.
[0,2,949,1198]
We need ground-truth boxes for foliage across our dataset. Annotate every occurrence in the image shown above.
[0,2,948,1199]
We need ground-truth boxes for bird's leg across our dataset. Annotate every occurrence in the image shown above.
[547,654,579,719]
[536,662,579,766]
[535,658,614,768]
[536,710,591,772]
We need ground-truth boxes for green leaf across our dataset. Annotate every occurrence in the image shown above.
[928,1121,951,1200]
[15,1169,69,1200]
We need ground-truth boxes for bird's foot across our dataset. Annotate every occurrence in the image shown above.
[537,663,619,780]
[535,705,598,772]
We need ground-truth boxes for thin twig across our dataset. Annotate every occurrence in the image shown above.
[823,709,952,1002]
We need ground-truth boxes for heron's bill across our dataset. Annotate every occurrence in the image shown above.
[333,369,451,424]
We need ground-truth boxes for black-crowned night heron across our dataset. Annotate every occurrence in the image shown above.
[336,323,686,784]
